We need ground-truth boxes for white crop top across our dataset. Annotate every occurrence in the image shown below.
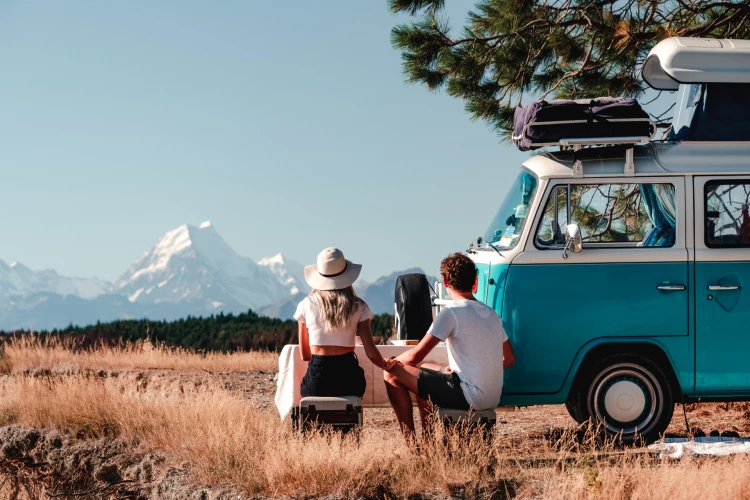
[293,297,374,347]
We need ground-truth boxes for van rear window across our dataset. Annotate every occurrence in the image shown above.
[705,181,750,248]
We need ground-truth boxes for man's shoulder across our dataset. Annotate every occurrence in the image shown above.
[452,301,503,330]
[449,300,496,316]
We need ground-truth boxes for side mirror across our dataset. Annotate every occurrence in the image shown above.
[562,224,583,260]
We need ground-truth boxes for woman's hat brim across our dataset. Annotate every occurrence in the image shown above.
[304,261,362,291]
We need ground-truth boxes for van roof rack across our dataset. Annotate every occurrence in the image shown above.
[558,136,652,177]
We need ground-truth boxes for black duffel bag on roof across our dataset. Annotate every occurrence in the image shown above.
[512,97,654,151]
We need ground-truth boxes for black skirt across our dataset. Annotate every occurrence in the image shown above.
[300,352,366,398]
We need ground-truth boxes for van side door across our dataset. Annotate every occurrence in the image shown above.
[503,177,690,395]
[694,176,750,392]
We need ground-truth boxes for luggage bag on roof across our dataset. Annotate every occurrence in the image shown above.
[512,97,654,151]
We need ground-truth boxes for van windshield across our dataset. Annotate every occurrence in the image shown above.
[481,170,538,251]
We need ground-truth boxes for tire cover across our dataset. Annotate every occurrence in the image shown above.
[394,274,433,341]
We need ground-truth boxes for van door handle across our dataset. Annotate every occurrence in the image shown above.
[708,285,740,291]
[657,284,686,291]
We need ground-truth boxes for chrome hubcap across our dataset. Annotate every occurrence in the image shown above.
[591,365,659,436]
[603,380,646,423]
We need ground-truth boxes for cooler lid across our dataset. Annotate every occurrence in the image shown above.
[642,38,750,90]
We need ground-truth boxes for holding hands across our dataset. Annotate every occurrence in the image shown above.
[382,357,401,372]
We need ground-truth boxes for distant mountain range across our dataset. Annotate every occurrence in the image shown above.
[0,221,436,330]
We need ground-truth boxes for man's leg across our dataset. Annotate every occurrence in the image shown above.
[384,362,447,438]
[415,363,444,435]
[383,371,414,435]
[383,363,420,437]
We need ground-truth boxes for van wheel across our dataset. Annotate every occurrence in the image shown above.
[575,354,674,443]
[565,396,586,425]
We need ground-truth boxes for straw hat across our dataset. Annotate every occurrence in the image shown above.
[304,247,362,291]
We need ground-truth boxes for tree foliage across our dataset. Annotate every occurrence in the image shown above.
[389,0,750,139]
[1,310,396,353]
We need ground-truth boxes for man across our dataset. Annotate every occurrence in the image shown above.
[383,252,515,438]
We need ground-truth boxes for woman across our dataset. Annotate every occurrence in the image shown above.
[294,247,396,397]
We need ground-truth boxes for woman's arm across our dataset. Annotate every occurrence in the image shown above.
[299,321,311,362]
[357,320,388,369]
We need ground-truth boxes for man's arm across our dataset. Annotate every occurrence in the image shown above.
[503,339,516,369]
[396,334,441,367]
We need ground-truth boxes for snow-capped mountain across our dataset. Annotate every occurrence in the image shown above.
[0,260,109,300]
[257,253,309,296]
[0,220,435,330]
[112,221,295,314]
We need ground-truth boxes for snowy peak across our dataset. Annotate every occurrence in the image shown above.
[112,222,298,311]
[121,221,241,285]
[257,253,309,296]
[257,253,285,267]
[0,219,439,329]
[0,259,110,300]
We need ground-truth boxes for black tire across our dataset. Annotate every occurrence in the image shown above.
[574,353,674,443]
[565,391,586,425]
[394,274,433,341]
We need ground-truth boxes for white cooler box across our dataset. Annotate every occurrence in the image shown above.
[291,396,363,434]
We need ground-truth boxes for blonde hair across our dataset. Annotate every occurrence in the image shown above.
[309,286,365,330]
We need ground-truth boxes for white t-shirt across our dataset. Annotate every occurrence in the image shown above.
[293,296,374,347]
[427,299,508,410]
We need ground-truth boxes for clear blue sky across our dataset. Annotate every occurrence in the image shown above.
[0,1,529,282]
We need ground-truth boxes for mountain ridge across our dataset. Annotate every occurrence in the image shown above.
[0,222,435,330]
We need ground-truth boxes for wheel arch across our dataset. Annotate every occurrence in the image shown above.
[564,339,682,402]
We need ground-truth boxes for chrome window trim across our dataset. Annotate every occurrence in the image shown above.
[518,176,687,265]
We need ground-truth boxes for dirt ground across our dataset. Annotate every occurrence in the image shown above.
[100,368,750,451]
[232,369,750,446]
[3,367,750,499]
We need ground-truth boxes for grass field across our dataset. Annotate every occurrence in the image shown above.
[0,334,279,374]
[0,335,749,499]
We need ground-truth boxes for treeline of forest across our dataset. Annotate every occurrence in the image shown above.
[0,310,396,352]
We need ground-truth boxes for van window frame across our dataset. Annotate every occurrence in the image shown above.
[533,180,678,251]
[704,178,750,249]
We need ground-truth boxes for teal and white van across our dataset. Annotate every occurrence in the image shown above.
[462,38,750,441]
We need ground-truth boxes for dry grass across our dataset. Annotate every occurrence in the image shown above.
[3,373,750,498]
[0,335,278,374]
[550,456,750,499]
[0,374,504,498]
[1,336,750,498]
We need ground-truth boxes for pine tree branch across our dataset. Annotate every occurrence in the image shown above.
[541,36,599,99]
[389,0,750,139]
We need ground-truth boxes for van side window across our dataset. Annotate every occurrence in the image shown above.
[705,181,750,247]
[536,183,676,248]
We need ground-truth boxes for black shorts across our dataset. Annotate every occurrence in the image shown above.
[300,352,366,398]
[417,367,470,410]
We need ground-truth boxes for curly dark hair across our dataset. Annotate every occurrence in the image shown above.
[440,253,477,293]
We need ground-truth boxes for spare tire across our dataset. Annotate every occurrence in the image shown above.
[394,274,433,341]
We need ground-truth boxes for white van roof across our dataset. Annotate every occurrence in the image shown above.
[525,143,750,180]
[642,38,750,90]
